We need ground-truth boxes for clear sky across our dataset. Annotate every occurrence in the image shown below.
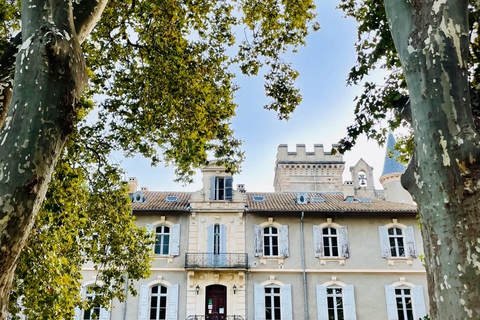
[117,1,392,193]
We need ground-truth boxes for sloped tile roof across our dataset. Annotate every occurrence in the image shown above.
[131,191,192,211]
[246,192,417,213]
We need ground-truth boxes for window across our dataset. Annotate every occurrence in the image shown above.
[263,227,279,256]
[395,288,413,320]
[323,228,339,257]
[254,224,289,258]
[385,285,426,320]
[150,285,168,320]
[326,287,344,320]
[264,286,281,320]
[155,226,170,255]
[83,287,100,320]
[209,176,233,201]
[388,228,405,257]
[213,224,221,255]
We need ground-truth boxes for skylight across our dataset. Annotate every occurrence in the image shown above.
[166,196,179,202]
[253,196,265,202]
[310,196,325,203]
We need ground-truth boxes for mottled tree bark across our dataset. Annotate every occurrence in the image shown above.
[385,0,480,318]
[0,0,107,318]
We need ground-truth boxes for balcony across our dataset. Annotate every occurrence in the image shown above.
[185,253,248,269]
[187,315,245,320]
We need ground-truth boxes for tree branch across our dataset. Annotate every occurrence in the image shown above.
[0,33,21,130]
[73,0,109,44]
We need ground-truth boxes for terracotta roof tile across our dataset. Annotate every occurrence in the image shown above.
[131,191,192,211]
[246,192,417,213]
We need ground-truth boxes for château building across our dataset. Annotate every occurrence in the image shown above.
[77,137,427,320]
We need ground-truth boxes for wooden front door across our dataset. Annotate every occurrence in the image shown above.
[205,285,227,320]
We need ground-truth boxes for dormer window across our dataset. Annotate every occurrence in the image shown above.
[210,176,233,201]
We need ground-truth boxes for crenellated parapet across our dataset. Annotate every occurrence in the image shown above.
[274,144,345,192]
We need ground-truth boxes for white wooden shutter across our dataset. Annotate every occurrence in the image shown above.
[413,285,427,319]
[343,285,357,320]
[210,176,216,200]
[281,284,293,320]
[254,225,264,257]
[145,223,154,254]
[99,305,110,320]
[379,226,391,258]
[316,285,328,320]
[207,224,214,253]
[280,225,289,257]
[73,287,83,320]
[338,226,350,258]
[404,226,417,258]
[170,224,181,256]
[384,285,399,320]
[138,284,150,320]
[254,284,266,320]
[313,225,324,258]
[167,284,180,320]
[225,176,233,200]
[219,224,228,266]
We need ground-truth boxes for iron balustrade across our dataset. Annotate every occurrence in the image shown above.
[186,315,245,320]
[185,253,248,269]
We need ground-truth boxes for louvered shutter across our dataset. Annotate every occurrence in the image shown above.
[254,225,264,257]
[343,285,357,320]
[379,226,391,258]
[338,226,350,258]
[254,284,265,320]
[313,225,324,258]
[280,225,289,257]
[207,224,214,266]
[384,285,399,320]
[413,286,427,319]
[219,224,227,266]
[210,176,216,200]
[225,176,233,200]
[170,224,181,256]
[316,285,328,320]
[167,284,180,320]
[145,223,154,254]
[138,284,150,320]
[404,226,417,258]
[281,284,293,320]
[73,287,83,320]
[99,305,110,320]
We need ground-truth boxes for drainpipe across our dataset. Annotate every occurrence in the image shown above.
[123,272,128,320]
[300,212,309,320]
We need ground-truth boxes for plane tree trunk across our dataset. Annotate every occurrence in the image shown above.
[385,0,480,318]
[0,0,107,317]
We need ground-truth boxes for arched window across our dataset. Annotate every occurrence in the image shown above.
[150,285,168,320]
[322,227,339,257]
[326,286,344,320]
[379,224,417,261]
[83,287,100,320]
[385,283,426,320]
[263,227,279,256]
[388,228,405,257]
[264,285,281,320]
[155,226,170,255]
[316,282,356,320]
[394,287,413,319]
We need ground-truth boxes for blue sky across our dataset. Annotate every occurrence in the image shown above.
[117,1,392,192]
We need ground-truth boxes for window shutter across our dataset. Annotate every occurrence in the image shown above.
[99,305,110,320]
[167,284,180,320]
[413,286,427,319]
[138,284,150,320]
[207,224,214,253]
[254,225,264,257]
[384,285,399,320]
[219,224,228,266]
[316,285,328,320]
[338,226,350,258]
[254,284,265,320]
[343,285,357,320]
[404,226,417,258]
[170,224,181,256]
[280,225,289,257]
[281,284,293,320]
[210,176,216,200]
[313,225,324,258]
[145,223,154,254]
[73,287,83,320]
[379,226,391,258]
[225,176,233,200]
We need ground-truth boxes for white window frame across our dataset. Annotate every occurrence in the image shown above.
[150,285,168,320]
[254,221,289,265]
[379,221,417,266]
[322,227,339,258]
[146,220,181,262]
[263,226,279,257]
[313,220,349,266]
[138,280,179,320]
[83,287,101,320]
[264,285,282,320]
[326,286,344,320]
[385,281,426,320]
[74,284,110,320]
[254,280,292,320]
[155,225,170,256]
[388,227,405,258]
[209,176,233,201]
[316,280,356,320]
[394,287,413,320]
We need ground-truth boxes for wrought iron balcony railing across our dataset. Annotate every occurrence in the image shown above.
[185,253,248,269]
[186,315,245,320]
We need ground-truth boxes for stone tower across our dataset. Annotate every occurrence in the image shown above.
[273,144,345,192]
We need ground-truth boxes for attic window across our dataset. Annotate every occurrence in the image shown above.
[166,196,179,202]
[310,197,325,203]
[253,196,265,202]
[345,196,355,203]
[357,197,372,203]
[132,191,146,203]
[296,192,308,204]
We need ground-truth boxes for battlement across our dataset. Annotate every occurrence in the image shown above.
[276,144,343,163]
